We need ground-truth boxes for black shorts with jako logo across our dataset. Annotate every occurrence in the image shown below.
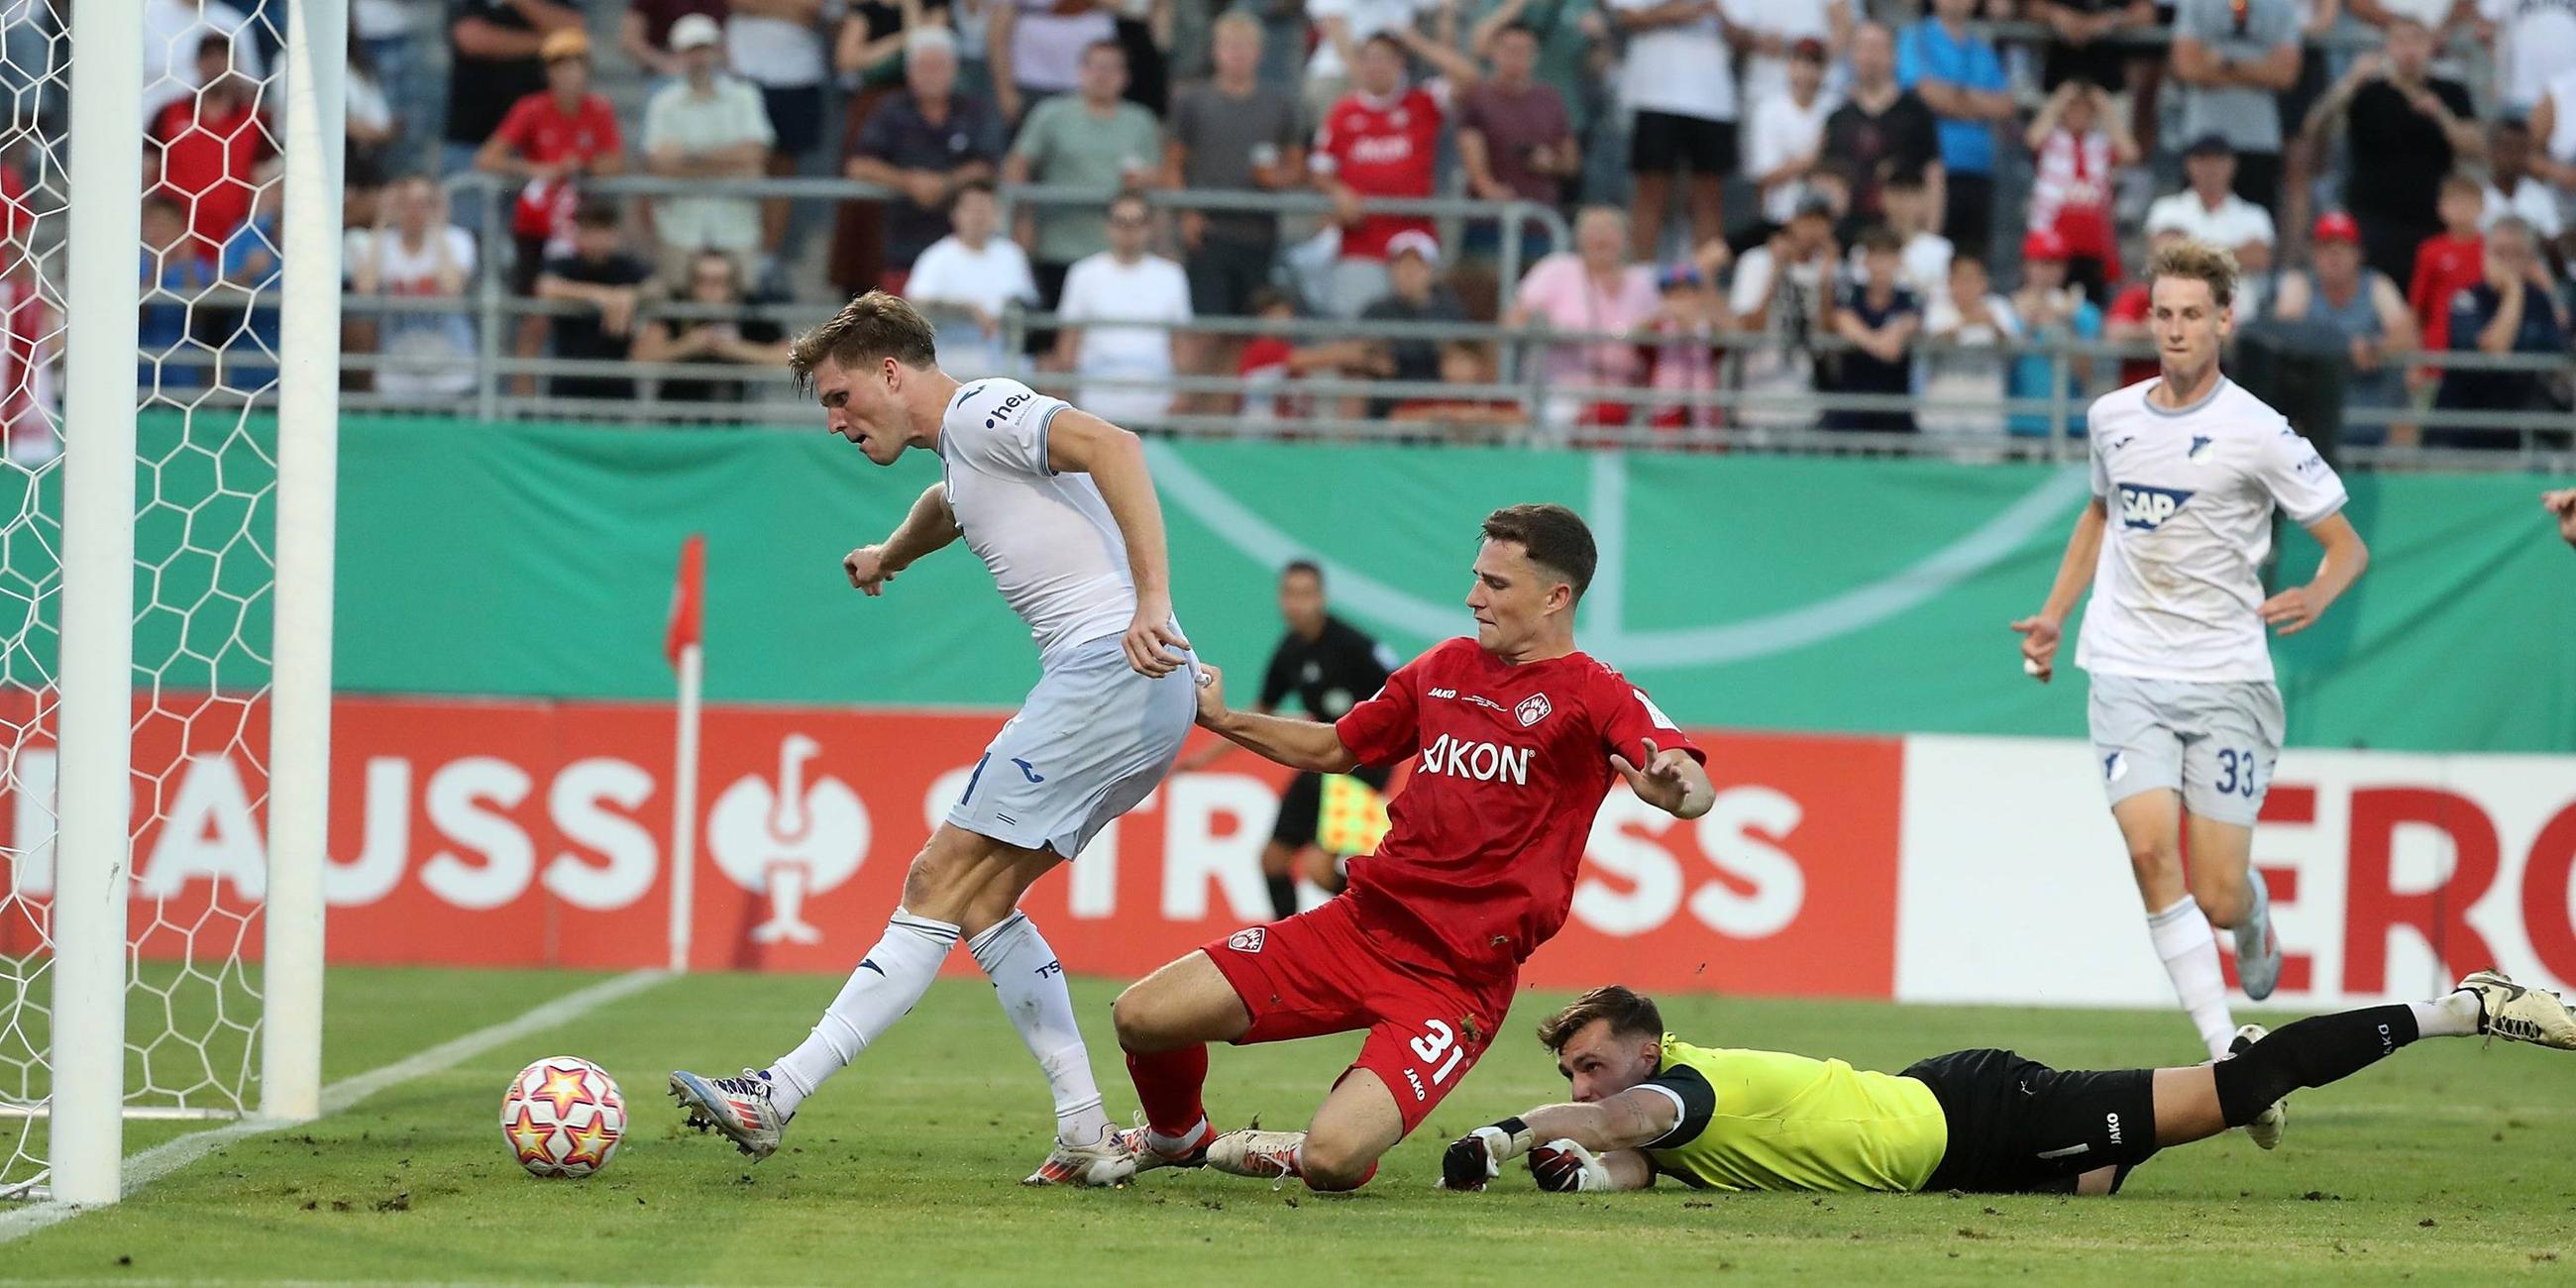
[1902,1047,2161,1195]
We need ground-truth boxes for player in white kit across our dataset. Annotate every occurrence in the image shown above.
[2012,240,2370,1144]
[670,291,1199,1186]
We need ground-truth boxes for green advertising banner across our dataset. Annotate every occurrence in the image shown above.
[33,413,2576,752]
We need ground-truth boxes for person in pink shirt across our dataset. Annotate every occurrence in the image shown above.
[1505,206,1661,431]
[1642,255,1733,437]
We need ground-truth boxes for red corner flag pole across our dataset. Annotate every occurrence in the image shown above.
[665,534,705,974]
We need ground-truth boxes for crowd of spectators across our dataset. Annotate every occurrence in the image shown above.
[36,0,2576,445]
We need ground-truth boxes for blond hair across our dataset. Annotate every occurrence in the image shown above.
[2145,238,2239,310]
[788,290,938,390]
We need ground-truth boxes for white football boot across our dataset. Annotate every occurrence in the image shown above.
[2227,1024,2287,1150]
[1022,1125,1138,1187]
[2234,869,2284,1002]
[1205,1127,1305,1181]
[1117,1118,1214,1176]
[669,1068,788,1161]
[2458,970,2576,1050]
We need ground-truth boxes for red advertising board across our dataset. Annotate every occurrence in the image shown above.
[0,696,1903,998]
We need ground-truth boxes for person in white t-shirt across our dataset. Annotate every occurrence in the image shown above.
[2014,239,2370,1103]
[1743,37,1839,228]
[1918,252,2019,437]
[1052,192,1192,424]
[907,180,1039,379]
[1724,0,1852,111]
[2143,136,2277,260]
[1611,0,1746,261]
[347,174,479,398]
[1851,168,1954,306]
[2479,0,2576,115]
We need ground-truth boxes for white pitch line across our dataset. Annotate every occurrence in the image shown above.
[0,968,669,1244]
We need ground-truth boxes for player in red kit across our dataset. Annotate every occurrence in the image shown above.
[1102,503,1717,1191]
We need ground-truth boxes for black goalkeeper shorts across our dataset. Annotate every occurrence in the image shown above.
[1903,1048,2161,1195]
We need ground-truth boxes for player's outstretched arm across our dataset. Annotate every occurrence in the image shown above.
[1614,738,1715,820]
[2260,512,2369,636]
[2011,496,2106,683]
[1193,663,1361,774]
[1046,408,1191,678]
[1440,1091,1677,1192]
[845,483,961,595]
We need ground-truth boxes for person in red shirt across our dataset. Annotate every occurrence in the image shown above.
[2408,174,2486,356]
[1109,503,1717,1192]
[476,26,628,394]
[149,37,273,265]
[1311,31,1478,319]
[476,27,628,294]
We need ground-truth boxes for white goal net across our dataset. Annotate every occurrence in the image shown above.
[0,0,339,1204]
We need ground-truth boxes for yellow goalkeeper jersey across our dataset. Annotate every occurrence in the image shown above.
[1638,1034,1949,1194]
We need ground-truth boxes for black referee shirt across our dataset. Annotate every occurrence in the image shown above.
[1257,615,1400,722]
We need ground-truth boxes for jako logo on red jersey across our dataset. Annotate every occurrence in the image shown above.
[1418,733,1533,785]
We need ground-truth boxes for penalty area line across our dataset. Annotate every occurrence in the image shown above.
[0,968,670,1244]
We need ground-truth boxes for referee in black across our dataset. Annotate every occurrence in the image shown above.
[1179,560,1399,919]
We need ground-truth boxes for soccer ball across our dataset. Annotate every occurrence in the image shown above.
[500,1055,626,1178]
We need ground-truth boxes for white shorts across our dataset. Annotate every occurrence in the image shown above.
[946,633,1197,859]
[2086,672,2285,827]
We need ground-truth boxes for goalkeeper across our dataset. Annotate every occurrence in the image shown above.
[1443,979,2576,1197]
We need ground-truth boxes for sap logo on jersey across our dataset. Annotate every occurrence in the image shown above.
[2116,483,2197,530]
[1418,733,1534,785]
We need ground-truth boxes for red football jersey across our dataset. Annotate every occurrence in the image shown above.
[152,98,273,263]
[1313,87,1441,262]
[2409,232,2483,353]
[490,91,625,238]
[1333,636,1704,978]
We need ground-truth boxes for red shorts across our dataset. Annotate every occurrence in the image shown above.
[1200,893,1514,1136]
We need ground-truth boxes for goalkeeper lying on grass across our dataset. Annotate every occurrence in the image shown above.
[1442,976,2576,1196]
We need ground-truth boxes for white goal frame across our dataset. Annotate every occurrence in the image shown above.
[36,0,344,1207]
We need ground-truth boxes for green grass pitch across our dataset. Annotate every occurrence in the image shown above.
[7,966,2574,1284]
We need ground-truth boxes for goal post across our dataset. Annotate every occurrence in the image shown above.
[263,0,350,1128]
[46,0,147,1209]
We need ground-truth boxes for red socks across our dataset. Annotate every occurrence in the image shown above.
[1125,1043,1209,1141]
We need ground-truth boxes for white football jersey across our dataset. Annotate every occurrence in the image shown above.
[2075,376,2348,684]
[936,377,1139,665]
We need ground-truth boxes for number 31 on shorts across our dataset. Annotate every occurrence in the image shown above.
[1410,1020,1468,1086]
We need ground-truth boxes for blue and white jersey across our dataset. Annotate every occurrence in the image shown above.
[937,377,1137,667]
[2076,376,2347,684]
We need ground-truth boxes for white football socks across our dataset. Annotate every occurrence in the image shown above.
[766,908,960,1119]
[2147,895,2238,1060]
[2410,989,2483,1039]
[968,911,1114,1147]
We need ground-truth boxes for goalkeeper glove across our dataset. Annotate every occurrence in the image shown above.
[1529,1137,1612,1193]
[1438,1118,1534,1191]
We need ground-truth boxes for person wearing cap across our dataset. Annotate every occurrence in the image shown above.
[443,0,584,176]
[1506,206,1660,431]
[1733,0,1853,111]
[1642,246,1734,434]
[2169,0,2300,213]
[623,0,731,83]
[2298,16,2479,288]
[2143,137,2276,265]
[477,27,628,292]
[2270,211,2417,441]
[1744,36,1839,233]
[2007,227,2104,439]
[644,14,776,285]
[1353,230,1471,418]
